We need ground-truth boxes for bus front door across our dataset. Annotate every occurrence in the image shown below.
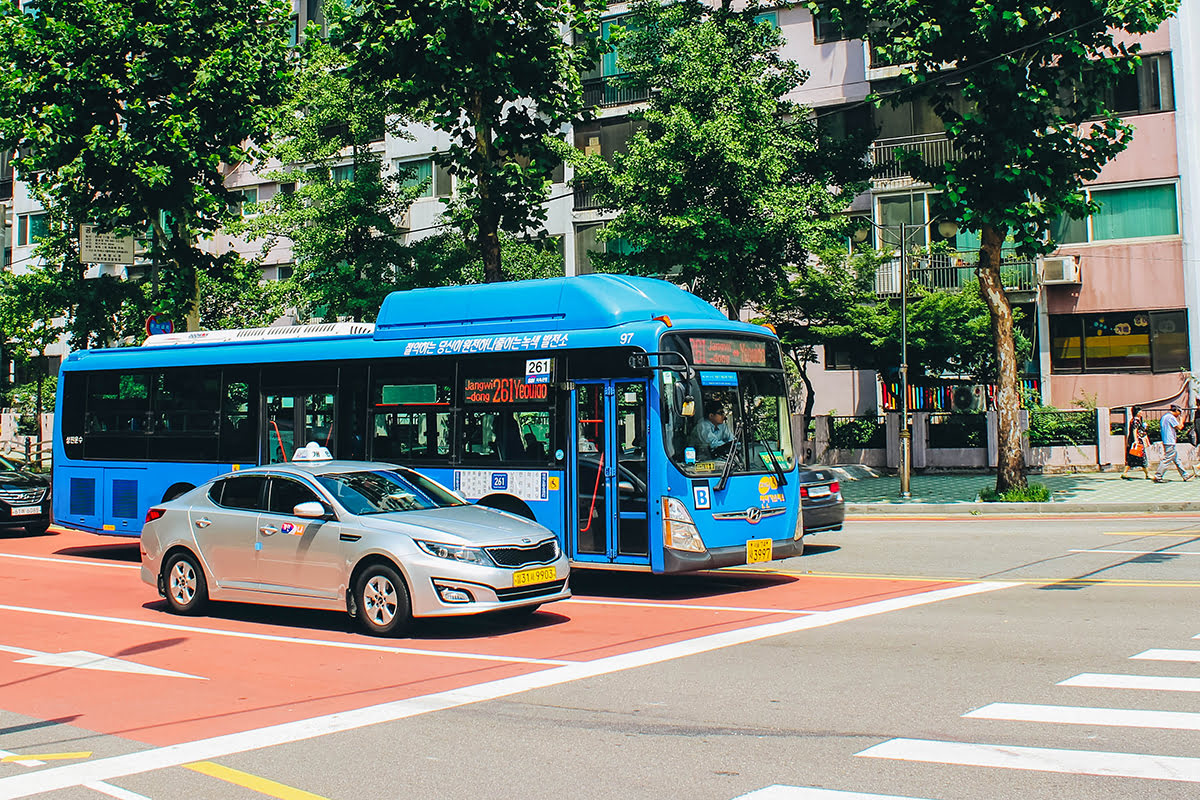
[264,392,336,464]
[570,380,650,567]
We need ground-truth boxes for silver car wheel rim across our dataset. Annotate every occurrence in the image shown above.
[170,561,196,605]
[364,575,397,626]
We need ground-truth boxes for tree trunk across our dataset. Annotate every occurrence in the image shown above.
[471,93,505,284]
[977,223,1026,492]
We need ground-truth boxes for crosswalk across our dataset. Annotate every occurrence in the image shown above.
[733,635,1200,799]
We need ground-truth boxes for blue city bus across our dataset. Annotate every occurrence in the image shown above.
[53,275,802,572]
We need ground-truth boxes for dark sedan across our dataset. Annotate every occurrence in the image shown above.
[0,454,52,535]
[799,466,844,535]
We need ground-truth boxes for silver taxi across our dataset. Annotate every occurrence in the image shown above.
[140,456,569,636]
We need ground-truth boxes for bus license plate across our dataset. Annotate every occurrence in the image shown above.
[746,538,772,563]
[10,506,40,516]
[513,566,556,587]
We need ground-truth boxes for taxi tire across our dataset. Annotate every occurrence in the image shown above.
[163,551,208,615]
[354,563,411,637]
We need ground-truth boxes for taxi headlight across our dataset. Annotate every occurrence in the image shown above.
[416,540,494,567]
[662,497,706,553]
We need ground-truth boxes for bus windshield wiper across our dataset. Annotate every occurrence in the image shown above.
[763,445,787,487]
[715,418,744,493]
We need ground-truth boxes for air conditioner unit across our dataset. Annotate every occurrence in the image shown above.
[1041,255,1081,284]
[952,384,985,413]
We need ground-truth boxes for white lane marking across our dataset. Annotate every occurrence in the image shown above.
[0,581,1018,798]
[1132,649,1200,663]
[1069,549,1200,555]
[965,702,1200,730]
[563,598,815,615]
[1060,673,1200,693]
[16,651,206,681]
[82,782,151,800]
[0,553,139,571]
[0,604,574,667]
[858,738,1200,782]
[734,787,933,799]
[0,644,43,658]
[0,750,148,799]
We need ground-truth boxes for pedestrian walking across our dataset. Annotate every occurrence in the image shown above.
[1121,405,1150,480]
[1154,404,1192,483]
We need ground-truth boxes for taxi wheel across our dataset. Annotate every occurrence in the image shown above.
[355,564,411,637]
[163,551,208,615]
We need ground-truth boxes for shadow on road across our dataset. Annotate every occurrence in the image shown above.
[55,542,140,563]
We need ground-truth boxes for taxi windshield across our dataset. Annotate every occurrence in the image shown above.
[317,469,467,515]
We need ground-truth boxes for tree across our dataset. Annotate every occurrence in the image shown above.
[0,0,295,334]
[226,35,417,322]
[333,0,603,282]
[563,0,871,319]
[763,247,1027,419]
[809,0,1179,491]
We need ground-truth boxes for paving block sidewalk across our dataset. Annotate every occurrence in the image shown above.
[836,469,1200,514]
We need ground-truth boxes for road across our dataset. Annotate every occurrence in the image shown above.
[3,514,1200,799]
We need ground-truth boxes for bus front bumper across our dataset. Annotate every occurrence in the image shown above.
[662,537,803,573]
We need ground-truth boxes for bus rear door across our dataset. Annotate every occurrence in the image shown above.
[570,380,650,567]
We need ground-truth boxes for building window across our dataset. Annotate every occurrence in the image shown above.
[1051,182,1179,245]
[395,158,451,198]
[228,188,258,217]
[754,11,778,29]
[1050,310,1189,374]
[813,12,846,43]
[16,212,48,247]
[1109,53,1174,116]
[330,164,355,183]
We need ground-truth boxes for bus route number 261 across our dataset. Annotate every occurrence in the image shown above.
[525,358,553,385]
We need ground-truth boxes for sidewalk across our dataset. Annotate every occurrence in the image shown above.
[836,468,1200,515]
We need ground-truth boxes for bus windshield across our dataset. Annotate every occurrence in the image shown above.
[660,335,795,478]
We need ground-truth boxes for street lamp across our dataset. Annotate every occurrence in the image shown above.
[853,217,960,498]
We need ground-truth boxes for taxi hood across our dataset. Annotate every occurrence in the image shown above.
[358,504,553,546]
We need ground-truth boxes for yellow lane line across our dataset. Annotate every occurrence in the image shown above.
[733,568,1200,588]
[185,761,330,800]
[1,752,91,762]
[1104,531,1200,536]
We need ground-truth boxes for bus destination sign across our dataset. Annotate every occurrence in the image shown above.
[689,337,767,367]
[464,377,550,404]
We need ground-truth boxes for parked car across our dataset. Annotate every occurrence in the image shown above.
[140,459,570,636]
[0,454,51,535]
[798,466,844,536]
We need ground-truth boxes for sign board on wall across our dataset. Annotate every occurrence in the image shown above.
[79,225,136,265]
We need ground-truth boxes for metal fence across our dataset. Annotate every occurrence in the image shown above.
[874,252,1039,296]
[582,76,650,109]
[828,415,887,449]
[870,133,962,181]
[927,413,987,449]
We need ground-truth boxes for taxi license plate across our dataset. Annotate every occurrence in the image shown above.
[746,538,772,564]
[807,485,831,497]
[10,506,40,517]
[513,566,557,587]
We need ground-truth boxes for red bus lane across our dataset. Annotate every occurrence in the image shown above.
[0,528,965,746]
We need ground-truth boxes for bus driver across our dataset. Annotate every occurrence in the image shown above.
[689,400,734,459]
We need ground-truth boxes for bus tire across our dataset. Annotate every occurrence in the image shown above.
[163,550,208,615]
[162,483,195,502]
[354,563,411,637]
[476,494,536,520]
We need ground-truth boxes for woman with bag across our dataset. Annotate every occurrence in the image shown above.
[1121,406,1150,480]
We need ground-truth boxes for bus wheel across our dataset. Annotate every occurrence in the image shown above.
[354,563,411,637]
[162,483,194,502]
[163,551,208,615]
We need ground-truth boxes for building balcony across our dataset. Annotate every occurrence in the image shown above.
[582,75,651,109]
[573,180,604,211]
[869,133,963,182]
[873,251,1040,297]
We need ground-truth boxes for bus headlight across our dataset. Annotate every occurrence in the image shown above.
[662,497,706,553]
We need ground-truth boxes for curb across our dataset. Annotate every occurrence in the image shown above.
[847,501,1200,515]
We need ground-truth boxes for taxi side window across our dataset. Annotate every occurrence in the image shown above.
[268,477,320,515]
[217,476,267,511]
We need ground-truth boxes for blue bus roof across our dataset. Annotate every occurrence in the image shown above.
[374,274,729,340]
[61,275,774,370]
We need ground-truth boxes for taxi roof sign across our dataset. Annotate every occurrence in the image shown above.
[292,442,333,462]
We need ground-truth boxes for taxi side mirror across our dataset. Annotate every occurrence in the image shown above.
[293,501,331,519]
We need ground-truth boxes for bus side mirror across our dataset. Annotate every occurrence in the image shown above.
[628,353,649,369]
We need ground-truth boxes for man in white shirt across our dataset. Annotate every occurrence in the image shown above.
[1154,404,1191,482]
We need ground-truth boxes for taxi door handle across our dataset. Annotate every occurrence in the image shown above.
[259,525,279,536]
[194,517,212,529]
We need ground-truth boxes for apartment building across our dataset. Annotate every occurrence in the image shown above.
[3,1,1194,417]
